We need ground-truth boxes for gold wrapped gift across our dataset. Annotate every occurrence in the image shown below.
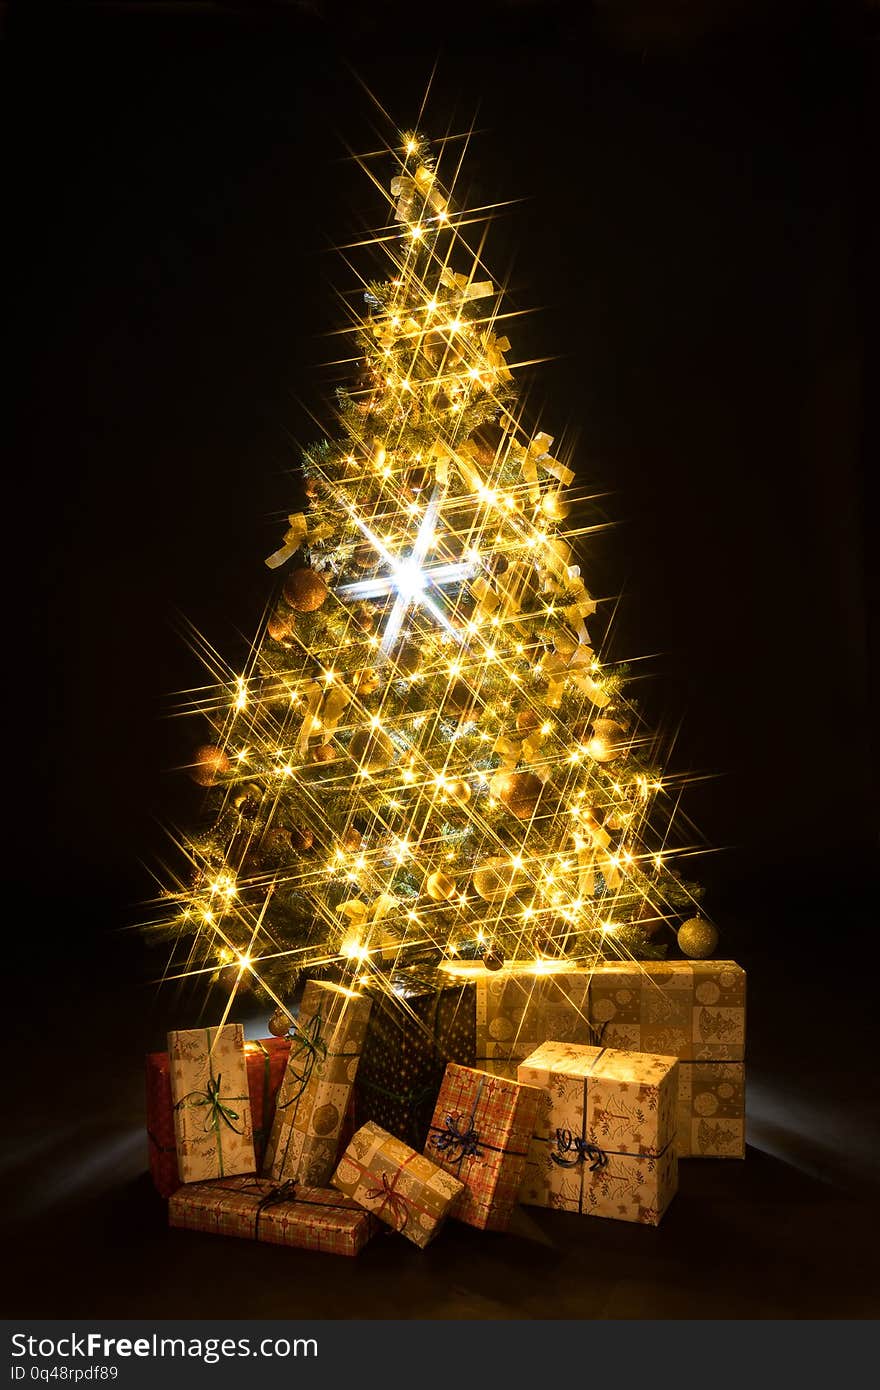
[262,982,372,1187]
[517,1042,679,1226]
[475,961,746,1158]
[332,1120,464,1249]
[168,1024,255,1183]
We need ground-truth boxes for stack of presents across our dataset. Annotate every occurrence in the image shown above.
[146,960,746,1254]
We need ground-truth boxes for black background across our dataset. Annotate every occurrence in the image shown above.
[4,1,879,1320]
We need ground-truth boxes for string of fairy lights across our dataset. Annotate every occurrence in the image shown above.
[145,125,717,1023]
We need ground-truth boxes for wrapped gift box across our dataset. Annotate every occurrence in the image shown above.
[169,1175,376,1256]
[168,1024,256,1183]
[517,1042,679,1226]
[147,1037,291,1198]
[424,1063,541,1232]
[475,961,746,1158]
[332,1120,464,1249]
[678,1060,745,1158]
[263,981,372,1187]
[354,967,476,1149]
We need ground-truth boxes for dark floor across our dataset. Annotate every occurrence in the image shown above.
[4,884,879,1320]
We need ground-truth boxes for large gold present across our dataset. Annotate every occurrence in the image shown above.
[475,961,746,1157]
[262,981,372,1187]
[332,1120,464,1249]
[517,1041,679,1225]
[168,1023,255,1183]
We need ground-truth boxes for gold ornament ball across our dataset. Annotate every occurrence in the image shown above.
[353,542,377,570]
[311,742,336,764]
[444,777,472,806]
[232,783,262,817]
[541,490,571,522]
[189,744,231,787]
[425,869,456,901]
[349,726,395,771]
[353,667,380,696]
[289,826,315,853]
[283,567,329,613]
[260,828,292,864]
[677,917,719,959]
[268,1008,291,1037]
[483,948,506,972]
[498,770,544,820]
[445,676,477,720]
[267,610,293,642]
[341,826,363,851]
[473,856,524,903]
[532,919,573,957]
[515,707,541,734]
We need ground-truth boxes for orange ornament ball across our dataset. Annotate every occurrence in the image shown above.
[283,568,329,613]
[189,744,231,787]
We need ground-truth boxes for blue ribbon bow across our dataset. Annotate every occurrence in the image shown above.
[550,1128,608,1171]
[434,1113,483,1162]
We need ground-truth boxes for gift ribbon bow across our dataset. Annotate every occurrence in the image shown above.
[550,1128,608,1171]
[265,511,335,570]
[573,819,621,897]
[433,1113,483,1163]
[338,894,398,930]
[174,1074,243,1136]
[277,1011,328,1109]
[390,166,447,222]
[365,1170,410,1234]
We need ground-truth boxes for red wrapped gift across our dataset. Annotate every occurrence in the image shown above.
[424,1063,541,1232]
[169,1176,376,1257]
[146,1037,290,1198]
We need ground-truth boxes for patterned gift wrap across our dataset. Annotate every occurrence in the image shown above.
[476,961,746,1158]
[678,1061,745,1158]
[354,967,476,1150]
[476,969,596,1064]
[332,1120,464,1249]
[517,1042,679,1226]
[147,1038,291,1198]
[169,1175,376,1256]
[424,1063,541,1232]
[262,982,372,1187]
[168,1024,256,1183]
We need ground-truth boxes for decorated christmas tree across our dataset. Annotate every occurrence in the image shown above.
[147,130,716,1026]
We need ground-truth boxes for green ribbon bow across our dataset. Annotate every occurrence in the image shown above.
[277,1010,328,1109]
[174,1073,244,1136]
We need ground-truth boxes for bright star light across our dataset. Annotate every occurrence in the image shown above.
[337,488,475,657]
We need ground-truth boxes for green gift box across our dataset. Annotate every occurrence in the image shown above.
[353,967,476,1150]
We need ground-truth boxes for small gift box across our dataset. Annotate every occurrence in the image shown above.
[262,981,372,1187]
[424,1063,541,1232]
[168,1023,256,1183]
[169,1175,376,1256]
[517,1041,679,1226]
[332,1120,464,1249]
[355,967,476,1149]
[147,1037,290,1198]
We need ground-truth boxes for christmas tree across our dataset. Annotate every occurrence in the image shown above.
[149,131,712,1024]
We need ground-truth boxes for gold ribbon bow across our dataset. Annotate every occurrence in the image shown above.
[390,166,447,222]
[574,821,622,897]
[479,329,513,383]
[538,643,609,709]
[515,432,576,506]
[338,894,398,928]
[492,726,544,774]
[439,267,494,302]
[265,512,335,570]
[295,677,351,755]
